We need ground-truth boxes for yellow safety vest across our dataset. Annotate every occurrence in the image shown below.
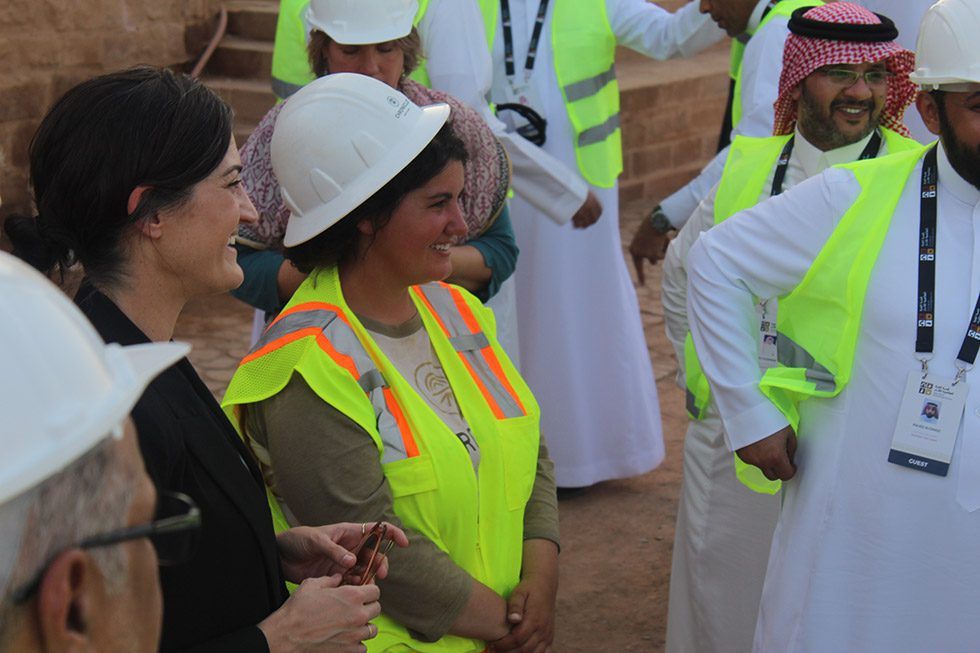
[730,0,822,128]
[272,0,431,99]
[222,266,540,652]
[681,130,921,492]
[482,1,621,187]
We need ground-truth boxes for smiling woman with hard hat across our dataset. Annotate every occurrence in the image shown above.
[222,73,560,653]
[3,66,409,653]
[233,0,517,352]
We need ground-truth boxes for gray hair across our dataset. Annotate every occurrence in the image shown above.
[0,435,138,641]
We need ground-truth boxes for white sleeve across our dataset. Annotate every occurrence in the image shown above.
[730,16,789,140]
[687,167,860,450]
[417,0,493,112]
[662,185,719,388]
[659,147,728,228]
[607,0,725,60]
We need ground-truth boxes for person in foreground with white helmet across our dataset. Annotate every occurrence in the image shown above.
[0,251,191,652]
[223,73,559,653]
[4,66,408,653]
[236,0,521,356]
[686,0,980,648]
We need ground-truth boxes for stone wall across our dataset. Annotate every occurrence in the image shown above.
[0,0,221,231]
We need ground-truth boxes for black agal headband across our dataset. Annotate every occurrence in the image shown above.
[788,6,899,42]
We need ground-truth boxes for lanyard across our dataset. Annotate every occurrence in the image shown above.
[915,145,980,379]
[500,0,550,79]
[769,129,883,197]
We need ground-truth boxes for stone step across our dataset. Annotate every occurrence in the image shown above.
[202,76,276,127]
[226,0,279,42]
[235,123,258,147]
[206,35,273,80]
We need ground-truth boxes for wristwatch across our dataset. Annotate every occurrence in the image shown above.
[648,205,675,234]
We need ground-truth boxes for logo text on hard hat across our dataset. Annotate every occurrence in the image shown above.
[394,99,411,119]
[387,96,399,107]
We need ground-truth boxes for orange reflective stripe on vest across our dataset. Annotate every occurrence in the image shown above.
[241,301,419,462]
[413,283,526,419]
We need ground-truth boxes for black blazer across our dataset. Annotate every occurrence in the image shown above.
[77,287,288,653]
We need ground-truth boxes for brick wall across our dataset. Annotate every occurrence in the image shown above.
[0,0,221,231]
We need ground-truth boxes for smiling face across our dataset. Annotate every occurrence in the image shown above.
[324,40,405,89]
[152,139,258,299]
[793,63,888,151]
[359,160,467,289]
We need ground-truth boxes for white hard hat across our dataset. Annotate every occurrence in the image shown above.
[306,0,419,45]
[909,0,980,89]
[0,252,188,504]
[273,73,450,247]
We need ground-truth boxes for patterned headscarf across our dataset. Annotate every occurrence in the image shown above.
[772,2,916,137]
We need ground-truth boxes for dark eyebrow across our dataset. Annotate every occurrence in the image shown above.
[221,164,243,177]
[427,192,454,201]
[967,91,980,102]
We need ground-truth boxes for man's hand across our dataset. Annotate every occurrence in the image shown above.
[278,522,409,584]
[570,191,603,229]
[629,218,672,285]
[736,426,798,481]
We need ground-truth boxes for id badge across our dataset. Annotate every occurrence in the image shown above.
[499,78,544,128]
[757,299,778,369]
[887,372,968,476]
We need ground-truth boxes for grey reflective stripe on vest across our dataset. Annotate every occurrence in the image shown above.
[251,308,412,464]
[417,285,525,419]
[578,114,620,147]
[563,65,616,103]
[775,332,837,393]
[686,388,702,419]
[271,76,304,100]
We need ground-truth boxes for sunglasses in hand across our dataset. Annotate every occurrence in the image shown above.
[346,522,395,586]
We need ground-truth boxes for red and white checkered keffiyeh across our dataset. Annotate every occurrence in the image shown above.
[772,2,916,136]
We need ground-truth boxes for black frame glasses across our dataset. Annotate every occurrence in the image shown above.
[10,491,201,605]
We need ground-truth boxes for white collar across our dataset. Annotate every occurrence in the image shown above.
[747,0,773,34]
[792,127,877,179]
[937,140,980,206]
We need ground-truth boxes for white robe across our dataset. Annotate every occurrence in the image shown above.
[488,0,722,486]
[661,130,889,653]
[688,141,980,652]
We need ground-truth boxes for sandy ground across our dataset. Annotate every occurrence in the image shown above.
[174,198,686,652]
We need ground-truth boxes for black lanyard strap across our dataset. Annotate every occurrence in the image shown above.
[769,129,882,198]
[914,145,980,371]
[500,0,550,79]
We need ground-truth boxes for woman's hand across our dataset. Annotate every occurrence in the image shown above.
[278,522,409,585]
[258,575,381,653]
[489,539,559,653]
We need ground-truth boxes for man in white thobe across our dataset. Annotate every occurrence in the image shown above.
[488,0,723,489]
[687,1,980,649]
[662,4,918,651]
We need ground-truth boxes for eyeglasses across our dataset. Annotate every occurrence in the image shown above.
[817,68,893,88]
[347,522,395,586]
[10,491,201,605]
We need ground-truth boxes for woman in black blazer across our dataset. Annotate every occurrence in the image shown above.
[5,67,406,653]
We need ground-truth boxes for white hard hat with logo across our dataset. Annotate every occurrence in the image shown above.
[307,0,419,45]
[909,0,980,89]
[0,252,188,504]
[273,72,450,247]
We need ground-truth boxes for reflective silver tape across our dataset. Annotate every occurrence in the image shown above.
[578,114,620,147]
[271,76,304,100]
[451,332,490,352]
[776,332,836,393]
[563,66,617,103]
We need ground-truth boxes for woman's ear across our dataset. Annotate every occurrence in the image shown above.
[128,187,164,239]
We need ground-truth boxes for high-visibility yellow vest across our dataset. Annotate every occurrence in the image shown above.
[681,130,921,492]
[481,1,621,187]
[272,0,431,99]
[730,0,822,129]
[222,266,540,653]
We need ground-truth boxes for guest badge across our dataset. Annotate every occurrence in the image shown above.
[887,372,968,476]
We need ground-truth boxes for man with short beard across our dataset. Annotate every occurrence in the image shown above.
[687,0,980,649]
[660,4,917,651]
